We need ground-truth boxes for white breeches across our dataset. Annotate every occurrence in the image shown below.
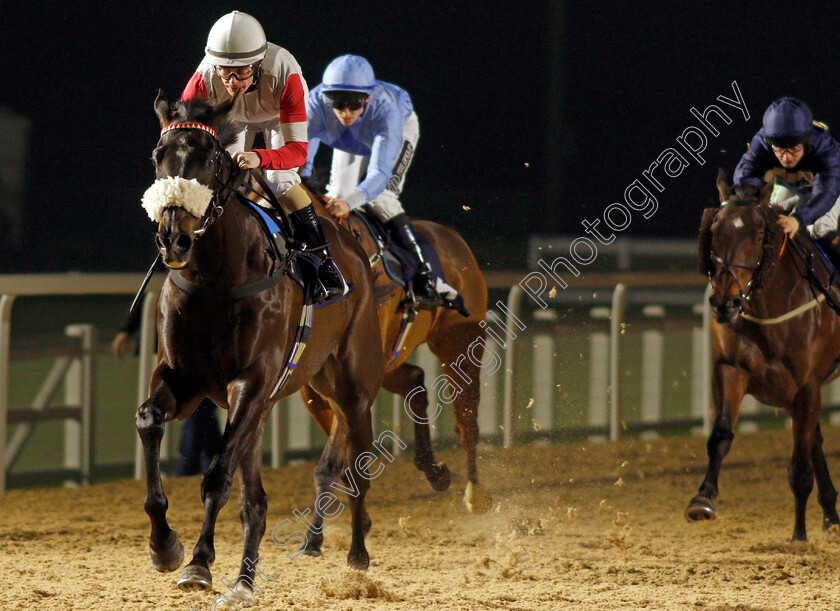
[326,112,419,222]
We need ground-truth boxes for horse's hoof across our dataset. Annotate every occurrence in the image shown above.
[426,462,452,492]
[685,497,716,521]
[347,546,370,571]
[304,529,323,556]
[149,530,184,573]
[177,564,212,591]
[823,516,840,533]
[232,580,256,606]
[464,482,493,514]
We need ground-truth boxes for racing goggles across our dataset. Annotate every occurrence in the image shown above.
[216,64,258,82]
[325,91,368,111]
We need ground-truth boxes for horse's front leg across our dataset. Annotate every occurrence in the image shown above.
[384,363,451,492]
[789,384,820,542]
[686,363,748,521]
[178,374,269,595]
[136,364,185,572]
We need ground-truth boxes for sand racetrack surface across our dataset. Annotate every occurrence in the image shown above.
[3,427,840,610]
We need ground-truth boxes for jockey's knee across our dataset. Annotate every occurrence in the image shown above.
[368,191,405,222]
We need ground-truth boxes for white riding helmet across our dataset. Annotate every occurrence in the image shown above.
[204,11,267,67]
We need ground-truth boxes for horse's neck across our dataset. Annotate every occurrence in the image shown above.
[750,242,811,315]
[190,202,269,283]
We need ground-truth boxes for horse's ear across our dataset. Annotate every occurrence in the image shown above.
[154,89,172,128]
[753,213,785,289]
[698,207,718,276]
[716,168,731,203]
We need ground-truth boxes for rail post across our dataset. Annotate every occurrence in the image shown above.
[609,283,627,441]
[502,285,524,447]
[0,294,16,492]
[134,291,158,480]
[64,324,95,486]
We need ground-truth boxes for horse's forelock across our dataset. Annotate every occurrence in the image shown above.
[172,98,238,149]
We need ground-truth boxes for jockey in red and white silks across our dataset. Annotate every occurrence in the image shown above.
[182,42,308,196]
[181,10,347,302]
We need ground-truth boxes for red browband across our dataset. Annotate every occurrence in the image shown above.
[160,122,218,139]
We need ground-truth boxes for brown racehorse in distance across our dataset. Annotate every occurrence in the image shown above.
[295,188,491,555]
[688,170,840,542]
[136,92,383,603]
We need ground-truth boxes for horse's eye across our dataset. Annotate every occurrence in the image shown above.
[207,158,215,167]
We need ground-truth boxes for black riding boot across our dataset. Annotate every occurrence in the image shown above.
[290,204,348,303]
[387,214,440,304]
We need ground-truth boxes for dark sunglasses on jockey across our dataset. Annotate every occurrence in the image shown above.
[215,63,260,82]
[325,91,368,111]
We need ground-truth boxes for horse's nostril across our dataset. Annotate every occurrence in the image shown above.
[175,234,193,252]
[731,298,741,310]
[155,234,168,250]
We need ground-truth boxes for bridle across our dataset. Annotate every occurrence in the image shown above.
[133,116,297,312]
[707,200,774,303]
[157,121,240,236]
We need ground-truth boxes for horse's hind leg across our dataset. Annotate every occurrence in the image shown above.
[383,363,452,491]
[811,423,840,531]
[686,364,747,521]
[428,322,492,513]
[135,366,185,573]
[789,385,820,542]
[303,424,344,557]
[178,378,269,592]
[313,356,380,569]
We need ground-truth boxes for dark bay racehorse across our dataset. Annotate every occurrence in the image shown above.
[295,192,492,555]
[687,171,840,541]
[136,92,383,601]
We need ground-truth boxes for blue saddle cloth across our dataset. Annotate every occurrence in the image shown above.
[243,199,285,237]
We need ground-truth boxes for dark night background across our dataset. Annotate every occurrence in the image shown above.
[1,1,838,272]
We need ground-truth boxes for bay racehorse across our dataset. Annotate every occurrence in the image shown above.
[136,92,384,601]
[687,170,840,541]
[294,190,492,555]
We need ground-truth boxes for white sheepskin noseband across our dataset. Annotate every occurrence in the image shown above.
[141,177,214,222]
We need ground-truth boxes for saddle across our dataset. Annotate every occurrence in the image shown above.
[240,197,333,308]
[351,206,469,316]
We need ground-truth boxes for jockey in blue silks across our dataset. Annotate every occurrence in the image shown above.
[301,54,440,304]
[734,97,840,241]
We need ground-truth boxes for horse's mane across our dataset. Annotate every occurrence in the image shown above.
[169,98,239,150]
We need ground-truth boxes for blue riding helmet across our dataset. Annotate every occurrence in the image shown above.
[321,55,375,94]
[763,97,813,148]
